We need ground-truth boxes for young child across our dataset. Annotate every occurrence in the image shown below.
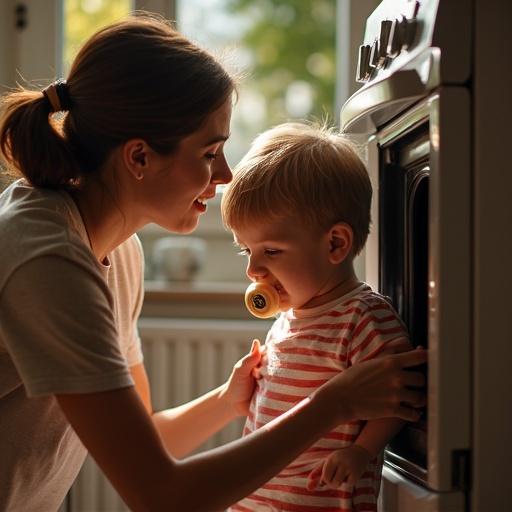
[221,122,412,511]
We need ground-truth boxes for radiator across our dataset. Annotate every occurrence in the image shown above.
[69,317,269,512]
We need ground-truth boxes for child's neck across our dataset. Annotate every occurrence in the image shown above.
[297,265,362,311]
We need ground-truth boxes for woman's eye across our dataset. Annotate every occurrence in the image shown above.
[205,153,217,161]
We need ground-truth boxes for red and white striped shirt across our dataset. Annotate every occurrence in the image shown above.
[231,284,409,512]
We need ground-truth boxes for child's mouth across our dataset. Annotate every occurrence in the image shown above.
[274,282,286,296]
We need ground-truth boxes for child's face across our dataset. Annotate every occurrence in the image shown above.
[233,218,344,311]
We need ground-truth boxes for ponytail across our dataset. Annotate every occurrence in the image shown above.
[0,89,81,189]
[1,14,235,191]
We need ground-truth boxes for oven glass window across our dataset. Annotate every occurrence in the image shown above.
[379,123,429,483]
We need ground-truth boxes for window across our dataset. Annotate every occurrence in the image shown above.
[1,0,337,283]
[64,0,133,73]
[177,0,336,168]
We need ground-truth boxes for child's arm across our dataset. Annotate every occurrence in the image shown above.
[307,308,414,490]
[354,335,413,456]
[307,340,411,490]
[354,417,405,457]
[306,418,404,490]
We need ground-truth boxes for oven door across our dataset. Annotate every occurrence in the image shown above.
[378,122,430,486]
[342,82,471,510]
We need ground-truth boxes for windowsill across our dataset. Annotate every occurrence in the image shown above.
[144,280,246,302]
[142,280,253,320]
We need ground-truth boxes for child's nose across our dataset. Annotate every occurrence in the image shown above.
[246,258,268,281]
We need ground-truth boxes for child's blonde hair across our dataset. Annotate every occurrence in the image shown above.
[221,122,372,255]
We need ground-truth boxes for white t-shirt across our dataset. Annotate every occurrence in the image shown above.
[0,180,144,511]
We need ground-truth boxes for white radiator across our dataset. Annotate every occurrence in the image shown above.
[70,318,269,512]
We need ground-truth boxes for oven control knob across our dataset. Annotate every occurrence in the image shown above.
[387,18,402,58]
[245,282,280,319]
[406,0,421,19]
[377,19,392,68]
[356,44,372,82]
[369,39,379,68]
[401,16,418,50]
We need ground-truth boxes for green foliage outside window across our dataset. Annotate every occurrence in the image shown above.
[62,0,336,165]
[226,0,336,123]
[64,0,132,73]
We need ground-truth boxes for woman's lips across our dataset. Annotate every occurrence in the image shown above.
[194,192,216,213]
[194,198,207,212]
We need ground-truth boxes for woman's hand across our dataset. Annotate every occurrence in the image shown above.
[307,445,372,490]
[219,339,266,416]
[320,346,427,424]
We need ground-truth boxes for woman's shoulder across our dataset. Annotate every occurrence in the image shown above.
[0,179,77,229]
[0,180,96,289]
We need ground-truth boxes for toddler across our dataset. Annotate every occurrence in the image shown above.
[221,122,412,511]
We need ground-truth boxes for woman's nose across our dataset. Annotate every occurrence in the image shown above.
[211,153,232,185]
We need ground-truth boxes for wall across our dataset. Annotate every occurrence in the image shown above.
[0,0,15,92]
[0,0,62,91]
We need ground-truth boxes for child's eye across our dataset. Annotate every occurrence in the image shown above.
[264,249,282,257]
[237,248,250,256]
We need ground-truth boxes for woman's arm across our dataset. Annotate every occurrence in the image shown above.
[130,362,153,414]
[56,348,426,512]
[130,339,264,458]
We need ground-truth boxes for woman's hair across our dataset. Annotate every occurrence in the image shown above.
[0,13,235,189]
[221,122,372,255]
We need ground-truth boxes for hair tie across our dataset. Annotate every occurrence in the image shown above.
[42,79,72,112]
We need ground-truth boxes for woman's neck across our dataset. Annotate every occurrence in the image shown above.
[70,177,138,263]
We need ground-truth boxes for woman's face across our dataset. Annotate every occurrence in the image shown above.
[141,98,233,233]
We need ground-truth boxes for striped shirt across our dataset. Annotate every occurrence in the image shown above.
[232,284,409,512]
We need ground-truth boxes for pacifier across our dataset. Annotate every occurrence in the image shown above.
[244,282,280,319]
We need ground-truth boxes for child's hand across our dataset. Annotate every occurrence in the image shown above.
[306,445,372,490]
[220,339,266,416]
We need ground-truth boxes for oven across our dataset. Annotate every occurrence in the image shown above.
[372,91,472,509]
[340,1,474,510]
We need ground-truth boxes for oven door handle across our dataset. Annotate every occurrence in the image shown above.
[341,68,428,134]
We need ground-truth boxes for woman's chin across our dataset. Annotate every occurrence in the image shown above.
[178,223,199,234]
[159,217,200,234]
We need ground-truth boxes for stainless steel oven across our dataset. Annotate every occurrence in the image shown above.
[340,0,512,510]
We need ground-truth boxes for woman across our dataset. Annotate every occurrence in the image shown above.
[0,14,426,511]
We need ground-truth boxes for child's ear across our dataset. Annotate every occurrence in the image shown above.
[327,222,353,264]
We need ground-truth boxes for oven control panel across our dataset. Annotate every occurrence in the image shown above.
[342,0,471,133]
[357,0,423,83]
[355,0,470,86]
[357,4,419,82]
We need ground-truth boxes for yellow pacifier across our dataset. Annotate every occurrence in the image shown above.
[244,282,280,319]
